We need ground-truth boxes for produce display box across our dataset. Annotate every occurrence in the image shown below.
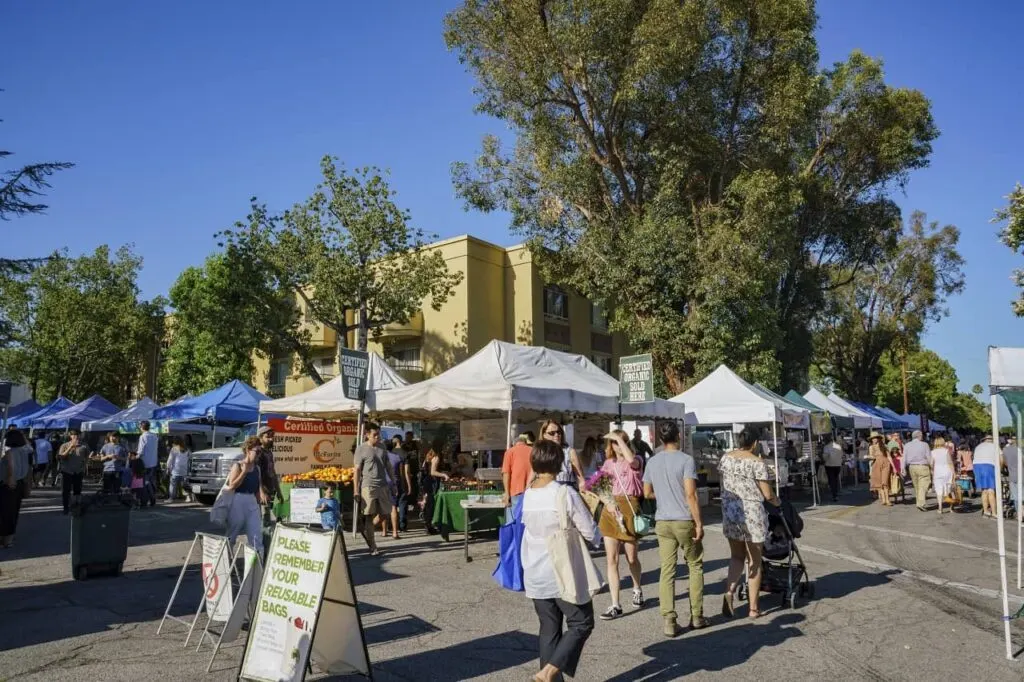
[273,481,354,521]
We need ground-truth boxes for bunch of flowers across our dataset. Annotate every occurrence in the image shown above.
[583,469,626,534]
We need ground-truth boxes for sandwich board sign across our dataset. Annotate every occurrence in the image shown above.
[239,524,371,681]
[619,354,654,403]
[202,534,233,622]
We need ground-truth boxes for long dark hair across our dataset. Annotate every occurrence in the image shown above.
[580,436,598,469]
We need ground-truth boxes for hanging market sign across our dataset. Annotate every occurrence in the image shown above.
[619,354,654,403]
[266,418,358,476]
[340,349,370,402]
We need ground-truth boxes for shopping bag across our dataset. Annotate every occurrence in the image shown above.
[209,487,234,528]
[889,473,903,496]
[492,495,525,592]
[546,486,605,605]
[578,489,605,526]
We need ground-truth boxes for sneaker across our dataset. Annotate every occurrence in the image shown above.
[663,617,679,638]
[599,605,623,621]
[632,589,645,608]
[689,616,710,630]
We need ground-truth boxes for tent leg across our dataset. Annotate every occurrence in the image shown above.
[772,421,780,498]
[808,429,818,508]
[506,409,513,448]
[991,395,1014,661]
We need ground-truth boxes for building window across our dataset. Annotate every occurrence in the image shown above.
[268,358,290,388]
[543,285,569,321]
[315,356,336,379]
[590,303,608,330]
[591,354,613,374]
[386,347,422,371]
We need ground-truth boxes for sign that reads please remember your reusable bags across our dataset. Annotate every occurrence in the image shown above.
[240,526,333,682]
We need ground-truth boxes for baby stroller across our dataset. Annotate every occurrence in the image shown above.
[1001,474,1017,520]
[738,500,814,609]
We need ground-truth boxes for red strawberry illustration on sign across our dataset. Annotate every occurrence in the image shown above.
[294,617,304,630]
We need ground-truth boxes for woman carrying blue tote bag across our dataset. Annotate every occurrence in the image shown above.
[492,494,526,591]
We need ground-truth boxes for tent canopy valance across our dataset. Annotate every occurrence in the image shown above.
[363,340,686,422]
[259,352,407,418]
[33,394,120,430]
[785,390,854,431]
[152,380,268,425]
[670,365,809,428]
[804,389,876,429]
[848,400,905,432]
[12,397,74,429]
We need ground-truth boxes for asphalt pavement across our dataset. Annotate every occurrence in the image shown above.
[2,479,1024,681]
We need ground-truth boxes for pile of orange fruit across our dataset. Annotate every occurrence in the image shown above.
[281,466,355,485]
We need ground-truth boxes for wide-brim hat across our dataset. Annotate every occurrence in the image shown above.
[869,432,884,440]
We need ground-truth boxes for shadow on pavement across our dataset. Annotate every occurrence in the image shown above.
[364,613,441,645]
[604,612,807,681]
[812,569,898,600]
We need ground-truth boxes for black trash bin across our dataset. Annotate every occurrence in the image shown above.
[70,492,133,580]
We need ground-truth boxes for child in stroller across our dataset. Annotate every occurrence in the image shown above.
[738,500,814,610]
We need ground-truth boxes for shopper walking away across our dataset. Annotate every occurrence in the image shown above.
[58,431,88,515]
[420,444,449,535]
[632,429,654,463]
[521,439,600,682]
[1004,438,1020,513]
[822,436,844,502]
[868,433,895,507]
[353,423,393,556]
[502,431,534,520]
[316,483,341,531]
[597,429,645,620]
[540,421,584,489]
[642,421,706,637]
[719,426,781,619]
[903,430,933,511]
[383,438,406,539]
[974,435,1000,518]
[166,437,191,501]
[98,433,127,494]
[137,421,159,506]
[224,437,266,554]
[957,441,975,496]
[931,437,955,515]
[32,435,52,487]
[0,429,33,547]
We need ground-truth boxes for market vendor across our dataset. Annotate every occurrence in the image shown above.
[256,426,283,507]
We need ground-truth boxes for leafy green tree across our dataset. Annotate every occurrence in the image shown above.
[812,211,963,401]
[0,245,164,404]
[445,0,937,393]
[874,348,985,430]
[995,182,1024,315]
[221,157,463,364]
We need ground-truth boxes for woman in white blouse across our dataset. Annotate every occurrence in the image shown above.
[521,439,601,682]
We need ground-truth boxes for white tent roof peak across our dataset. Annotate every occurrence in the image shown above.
[670,364,808,427]
[259,351,408,418]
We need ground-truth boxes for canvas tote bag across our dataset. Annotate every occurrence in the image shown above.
[546,485,605,605]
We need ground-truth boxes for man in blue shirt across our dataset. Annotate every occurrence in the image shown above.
[316,483,341,531]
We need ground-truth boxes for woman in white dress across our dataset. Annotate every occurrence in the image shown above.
[931,437,955,515]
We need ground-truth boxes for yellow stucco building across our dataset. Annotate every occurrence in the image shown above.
[253,235,629,397]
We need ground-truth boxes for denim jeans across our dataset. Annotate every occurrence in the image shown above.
[169,475,186,500]
[396,491,408,531]
[144,466,158,506]
[102,471,122,494]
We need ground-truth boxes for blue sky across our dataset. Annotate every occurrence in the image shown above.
[4,1,1022,393]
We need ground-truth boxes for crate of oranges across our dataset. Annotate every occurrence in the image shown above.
[281,466,355,486]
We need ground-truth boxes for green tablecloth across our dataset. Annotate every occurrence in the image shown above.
[273,482,354,521]
[431,491,503,541]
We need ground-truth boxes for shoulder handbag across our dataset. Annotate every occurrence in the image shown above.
[210,463,240,528]
[546,486,605,605]
[611,460,653,537]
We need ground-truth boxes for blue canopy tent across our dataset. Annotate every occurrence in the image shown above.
[151,379,268,425]
[82,397,159,432]
[33,395,120,430]
[875,406,916,431]
[4,399,41,424]
[11,396,75,429]
[848,400,904,432]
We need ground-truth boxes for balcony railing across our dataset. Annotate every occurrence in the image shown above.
[386,358,423,371]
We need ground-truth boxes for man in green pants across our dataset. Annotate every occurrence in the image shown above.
[642,421,706,638]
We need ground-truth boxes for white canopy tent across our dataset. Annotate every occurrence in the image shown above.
[669,364,811,495]
[803,388,867,429]
[988,347,1024,660]
[259,352,408,418]
[360,340,686,430]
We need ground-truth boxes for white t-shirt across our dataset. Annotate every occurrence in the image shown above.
[34,438,52,465]
[822,443,844,467]
[1004,445,1019,482]
[974,442,999,467]
[138,431,159,468]
[520,482,600,600]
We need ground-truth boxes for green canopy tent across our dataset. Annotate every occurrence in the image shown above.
[784,390,854,431]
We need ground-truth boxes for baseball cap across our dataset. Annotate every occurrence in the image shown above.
[257,426,275,437]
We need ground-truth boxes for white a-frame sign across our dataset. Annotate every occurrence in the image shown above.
[239,524,372,681]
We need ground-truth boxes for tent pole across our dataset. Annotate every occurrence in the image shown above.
[772,420,780,497]
[1017,410,1022,590]
[506,409,513,448]
[991,395,1013,661]
[808,426,818,508]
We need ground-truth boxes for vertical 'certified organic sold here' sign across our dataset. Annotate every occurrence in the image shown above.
[619,353,654,403]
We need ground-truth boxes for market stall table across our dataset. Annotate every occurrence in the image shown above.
[459,497,506,563]
[431,490,503,542]
[273,482,353,522]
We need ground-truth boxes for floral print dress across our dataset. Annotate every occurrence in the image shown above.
[718,454,770,543]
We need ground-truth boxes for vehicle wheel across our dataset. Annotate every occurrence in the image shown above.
[196,494,217,506]
[789,591,798,609]
[75,565,88,581]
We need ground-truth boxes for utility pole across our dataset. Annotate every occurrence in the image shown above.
[901,351,910,415]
